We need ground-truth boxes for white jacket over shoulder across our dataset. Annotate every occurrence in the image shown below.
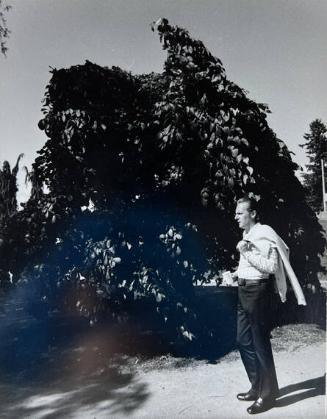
[243,223,307,306]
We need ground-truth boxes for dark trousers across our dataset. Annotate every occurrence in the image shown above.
[237,281,279,400]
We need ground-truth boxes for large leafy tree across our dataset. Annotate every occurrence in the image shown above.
[300,119,327,212]
[2,19,325,340]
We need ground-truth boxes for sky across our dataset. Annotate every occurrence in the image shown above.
[1,0,326,203]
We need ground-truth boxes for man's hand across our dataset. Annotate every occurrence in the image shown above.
[231,271,238,279]
[236,240,249,253]
[221,270,238,286]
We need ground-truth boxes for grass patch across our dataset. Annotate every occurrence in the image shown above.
[130,323,326,370]
[271,323,325,352]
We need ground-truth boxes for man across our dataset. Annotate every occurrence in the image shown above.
[233,196,306,415]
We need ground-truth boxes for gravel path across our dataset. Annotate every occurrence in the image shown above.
[129,342,326,419]
[74,337,325,419]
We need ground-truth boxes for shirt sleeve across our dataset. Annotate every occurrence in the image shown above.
[242,246,279,274]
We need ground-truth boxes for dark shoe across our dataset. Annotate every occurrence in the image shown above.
[247,397,275,414]
[237,390,258,401]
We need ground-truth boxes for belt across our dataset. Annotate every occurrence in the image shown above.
[238,278,270,286]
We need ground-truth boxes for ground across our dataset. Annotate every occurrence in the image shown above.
[0,319,325,418]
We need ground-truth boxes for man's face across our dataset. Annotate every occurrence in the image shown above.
[235,202,256,231]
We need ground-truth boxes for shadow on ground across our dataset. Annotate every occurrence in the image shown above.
[275,375,326,408]
[0,289,150,418]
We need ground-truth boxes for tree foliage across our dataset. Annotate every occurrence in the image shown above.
[300,119,327,212]
[1,19,325,340]
[0,153,23,283]
[0,153,23,229]
[0,0,11,56]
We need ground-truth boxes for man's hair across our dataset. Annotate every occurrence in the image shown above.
[237,196,260,220]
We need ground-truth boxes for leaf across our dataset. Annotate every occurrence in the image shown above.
[200,94,208,105]
[229,168,236,177]
[231,148,239,158]
[212,75,221,83]
[156,293,165,302]
[182,330,195,341]
[223,111,230,122]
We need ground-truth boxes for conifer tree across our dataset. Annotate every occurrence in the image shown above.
[300,119,327,212]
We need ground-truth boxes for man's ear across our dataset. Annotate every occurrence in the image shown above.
[250,210,257,220]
